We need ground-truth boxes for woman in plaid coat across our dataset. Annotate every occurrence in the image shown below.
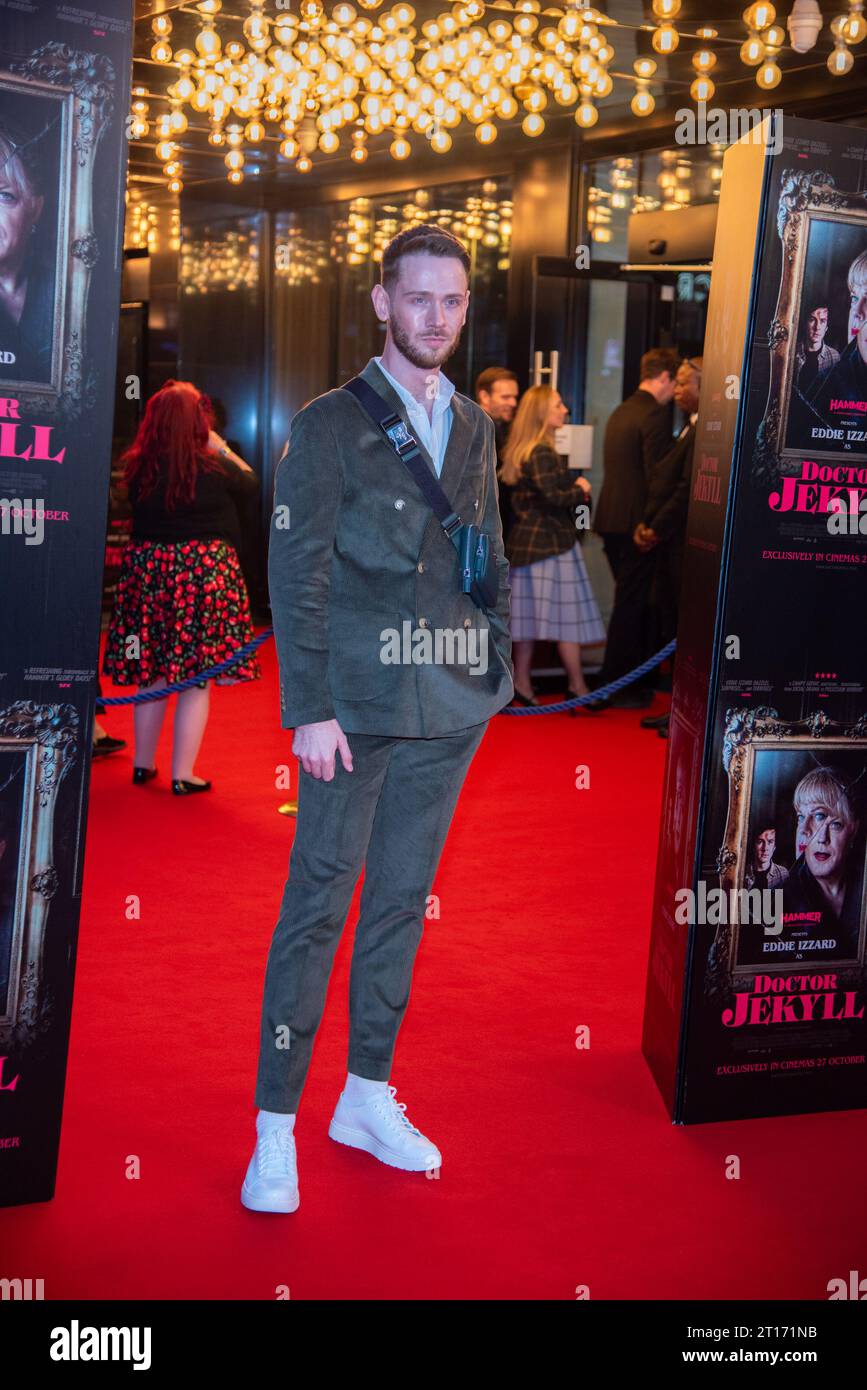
[500,385,605,706]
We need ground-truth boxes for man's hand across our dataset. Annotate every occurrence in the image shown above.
[574,474,592,497]
[633,522,658,552]
[292,719,354,781]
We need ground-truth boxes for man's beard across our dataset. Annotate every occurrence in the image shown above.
[389,315,460,370]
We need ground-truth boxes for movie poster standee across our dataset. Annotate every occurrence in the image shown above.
[643,114,867,1124]
[0,1,134,1206]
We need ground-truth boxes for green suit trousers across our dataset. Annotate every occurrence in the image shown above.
[254,720,488,1113]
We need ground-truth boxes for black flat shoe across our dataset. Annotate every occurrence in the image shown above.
[132,766,158,784]
[510,688,538,707]
[567,687,597,716]
[581,695,609,713]
[640,712,669,729]
[93,734,127,757]
[610,687,654,710]
[172,778,212,795]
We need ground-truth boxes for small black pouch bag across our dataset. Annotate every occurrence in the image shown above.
[343,375,499,612]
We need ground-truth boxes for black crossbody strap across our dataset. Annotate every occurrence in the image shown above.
[342,375,463,540]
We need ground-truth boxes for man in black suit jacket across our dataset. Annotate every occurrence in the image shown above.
[634,356,702,735]
[593,348,679,704]
[475,366,519,543]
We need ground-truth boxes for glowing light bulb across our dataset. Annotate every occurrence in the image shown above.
[243,13,269,40]
[828,40,854,73]
[842,8,867,43]
[743,2,776,29]
[741,33,766,64]
[633,57,658,79]
[756,58,782,87]
[690,75,715,101]
[652,23,679,54]
[631,85,655,116]
[195,25,220,58]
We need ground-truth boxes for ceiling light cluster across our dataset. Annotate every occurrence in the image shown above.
[131,0,863,188]
[740,3,787,89]
[125,191,160,251]
[181,225,260,293]
[124,189,181,252]
[327,181,512,268]
[174,179,511,292]
[275,186,512,281]
[828,0,866,73]
[587,143,724,244]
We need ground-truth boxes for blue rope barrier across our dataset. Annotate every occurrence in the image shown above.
[498,640,676,714]
[95,623,676,714]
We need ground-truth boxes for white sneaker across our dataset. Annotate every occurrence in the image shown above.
[240,1123,300,1213]
[328,1084,442,1173]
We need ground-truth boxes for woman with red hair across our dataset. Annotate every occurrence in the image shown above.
[102,380,261,794]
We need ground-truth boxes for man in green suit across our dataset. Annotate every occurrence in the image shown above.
[242,224,513,1213]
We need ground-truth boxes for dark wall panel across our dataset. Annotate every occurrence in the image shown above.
[507,142,575,390]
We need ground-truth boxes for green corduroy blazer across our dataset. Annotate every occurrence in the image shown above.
[268,357,514,737]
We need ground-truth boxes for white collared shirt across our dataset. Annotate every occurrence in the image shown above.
[374,355,455,477]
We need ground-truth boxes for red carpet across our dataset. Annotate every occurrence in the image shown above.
[3,631,866,1300]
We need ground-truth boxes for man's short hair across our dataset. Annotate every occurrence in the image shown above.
[380,223,470,296]
[640,348,679,381]
[475,366,518,398]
